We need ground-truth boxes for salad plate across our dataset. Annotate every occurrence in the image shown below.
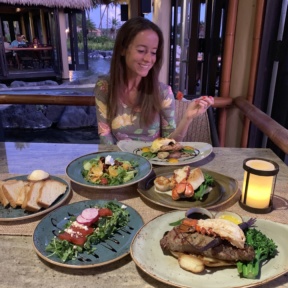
[0,175,70,222]
[117,140,213,166]
[33,199,144,268]
[130,210,288,288]
[66,151,152,189]
[137,166,238,210]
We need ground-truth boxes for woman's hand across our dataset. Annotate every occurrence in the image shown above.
[185,96,214,120]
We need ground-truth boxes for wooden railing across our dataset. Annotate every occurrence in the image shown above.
[234,96,288,154]
[0,93,287,155]
[0,94,232,108]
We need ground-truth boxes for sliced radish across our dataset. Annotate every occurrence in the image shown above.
[76,214,94,226]
[81,208,99,221]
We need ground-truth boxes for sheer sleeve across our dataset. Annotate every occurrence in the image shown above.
[159,83,176,137]
[94,79,117,144]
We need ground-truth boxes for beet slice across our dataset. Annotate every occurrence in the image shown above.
[81,208,99,221]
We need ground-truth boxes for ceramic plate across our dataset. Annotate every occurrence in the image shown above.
[33,199,144,268]
[0,175,71,222]
[137,167,238,210]
[66,151,152,189]
[117,140,213,166]
[130,210,288,288]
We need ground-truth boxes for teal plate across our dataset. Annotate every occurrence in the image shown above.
[0,175,71,222]
[66,151,152,189]
[32,199,144,268]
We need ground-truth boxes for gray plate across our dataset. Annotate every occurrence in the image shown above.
[137,167,238,210]
[33,199,144,268]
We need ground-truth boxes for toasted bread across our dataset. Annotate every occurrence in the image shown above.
[15,182,31,206]
[37,179,67,208]
[22,181,44,212]
[2,179,27,208]
[0,180,10,207]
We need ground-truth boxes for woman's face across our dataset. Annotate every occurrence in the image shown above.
[124,29,159,79]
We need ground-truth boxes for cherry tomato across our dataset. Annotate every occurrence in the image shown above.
[98,208,113,217]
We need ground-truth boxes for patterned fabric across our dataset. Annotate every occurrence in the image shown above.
[94,78,176,144]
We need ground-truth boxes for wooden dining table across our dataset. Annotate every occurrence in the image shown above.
[0,142,287,288]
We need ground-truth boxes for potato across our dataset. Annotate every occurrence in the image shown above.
[197,255,235,267]
[178,254,205,273]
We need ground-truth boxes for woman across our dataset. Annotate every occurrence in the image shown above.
[95,17,214,145]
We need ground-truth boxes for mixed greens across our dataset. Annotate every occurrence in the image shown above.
[45,201,130,262]
[237,227,278,279]
[81,155,138,185]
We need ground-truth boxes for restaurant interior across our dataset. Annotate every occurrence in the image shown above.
[0,0,287,287]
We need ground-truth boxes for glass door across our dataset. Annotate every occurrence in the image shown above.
[66,10,88,71]
[0,18,9,77]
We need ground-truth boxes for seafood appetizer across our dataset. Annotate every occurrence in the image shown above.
[160,217,278,279]
[154,166,214,201]
[140,138,199,163]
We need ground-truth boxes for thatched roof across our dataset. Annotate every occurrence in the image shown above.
[0,0,93,9]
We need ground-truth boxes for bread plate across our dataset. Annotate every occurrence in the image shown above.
[117,140,213,166]
[66,151,152,189]
[130,210,288,288]
[137,166,238,210]
[0,175,71,222]
[33,199,144,268]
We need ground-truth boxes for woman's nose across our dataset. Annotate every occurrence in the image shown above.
[143,52,152,62]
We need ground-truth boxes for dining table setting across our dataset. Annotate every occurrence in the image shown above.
[0,140,287,288]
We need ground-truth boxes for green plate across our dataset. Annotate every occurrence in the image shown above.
[33,199,144,268]
[66,151,152,189]
[137,167,238,210]
[0,175,71,222]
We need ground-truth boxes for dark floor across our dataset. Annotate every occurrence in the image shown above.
[3,127,100,144]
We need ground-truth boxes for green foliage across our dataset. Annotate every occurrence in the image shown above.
[237,228,278,279]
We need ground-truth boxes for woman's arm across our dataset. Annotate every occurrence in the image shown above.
[94,79,117,144]
[169,96,214,141]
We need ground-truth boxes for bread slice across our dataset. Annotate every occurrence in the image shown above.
[2,179,27,208]
[15,182,31,206]
[187,168,205,190]
[0,180,10,207]
[22,181,44,212]
[37,179,67,208]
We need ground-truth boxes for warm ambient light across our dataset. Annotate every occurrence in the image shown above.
[240,158,279,213]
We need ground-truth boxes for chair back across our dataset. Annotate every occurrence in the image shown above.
[175,99,219,146]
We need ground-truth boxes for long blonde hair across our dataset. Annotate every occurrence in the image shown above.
[107,17,164,127]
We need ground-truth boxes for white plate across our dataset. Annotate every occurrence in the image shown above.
[130,210,288,288]
[117,140,213,166]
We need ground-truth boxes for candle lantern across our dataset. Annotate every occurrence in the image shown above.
[239,158,279,213]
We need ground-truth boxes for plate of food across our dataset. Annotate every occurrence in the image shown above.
[137,165,238,210]
[130,210,288,288]
[33,199,144,268]
[117,138,213,166]
[66,151,152,189]
[0,170,71,222]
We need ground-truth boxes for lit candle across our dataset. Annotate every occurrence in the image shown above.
[241,158,279,212]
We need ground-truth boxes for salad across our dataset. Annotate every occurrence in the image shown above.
[45,201,130,262]
[81,155,138,185]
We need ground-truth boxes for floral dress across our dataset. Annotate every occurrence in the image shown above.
[94,78,176,144]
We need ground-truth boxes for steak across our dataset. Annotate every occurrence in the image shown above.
[160,226,255,262]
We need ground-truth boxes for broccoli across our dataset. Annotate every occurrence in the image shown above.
[237,228,278,279]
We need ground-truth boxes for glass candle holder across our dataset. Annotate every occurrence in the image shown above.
[239,158,279,213]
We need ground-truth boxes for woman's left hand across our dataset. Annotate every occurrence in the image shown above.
[185,96,214,120]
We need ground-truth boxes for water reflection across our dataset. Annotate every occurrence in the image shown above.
[68,58,111,83]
